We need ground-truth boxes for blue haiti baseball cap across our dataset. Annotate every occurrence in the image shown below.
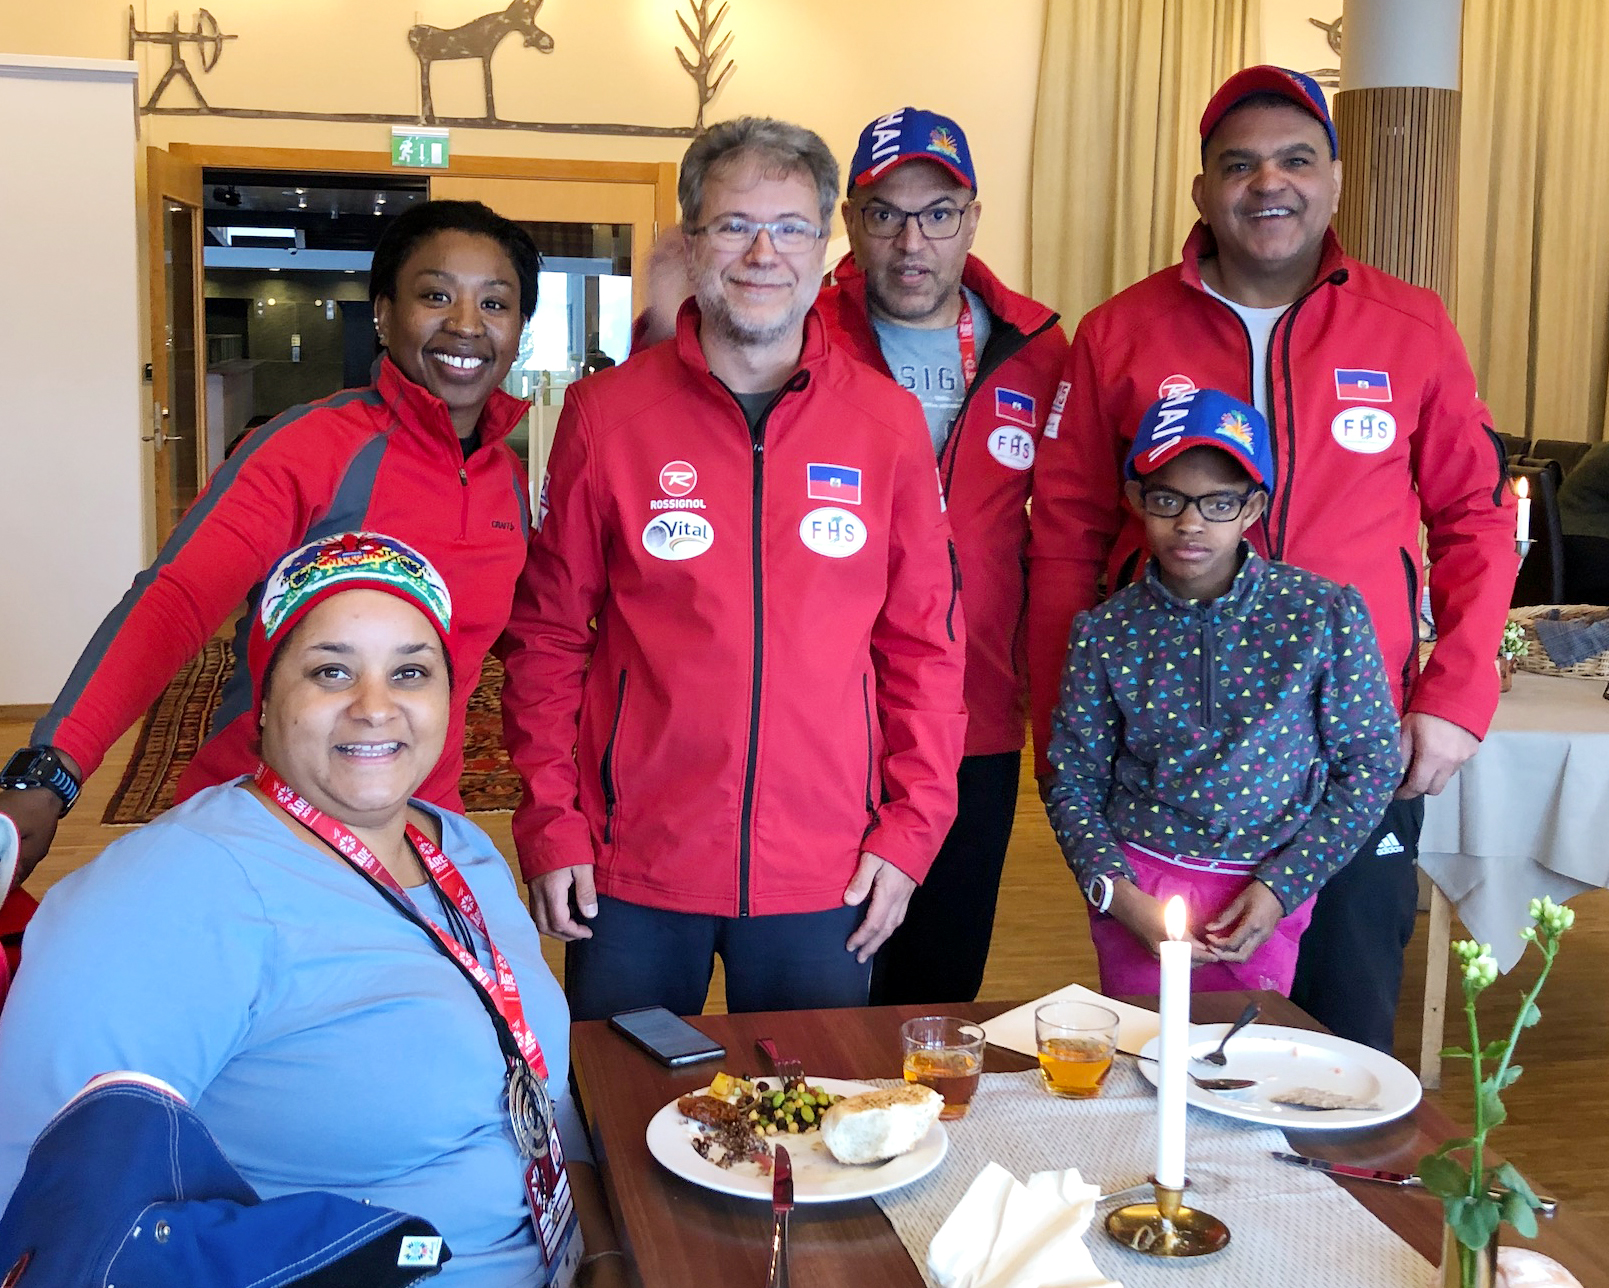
[847,107,977,194]
[0,1074,451,1288]
[1200,65,1338,159]
[1125,389,1274,492]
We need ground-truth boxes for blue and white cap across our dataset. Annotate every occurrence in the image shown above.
[1125,388,1274,492]
[847,107,976,193]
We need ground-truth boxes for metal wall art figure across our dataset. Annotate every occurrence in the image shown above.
[126,5,236,110]
[409,0,556,125]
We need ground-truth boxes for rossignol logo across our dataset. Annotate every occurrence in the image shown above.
[659,460,698,496]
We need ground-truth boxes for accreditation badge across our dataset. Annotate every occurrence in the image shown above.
[525,1120,582,1282]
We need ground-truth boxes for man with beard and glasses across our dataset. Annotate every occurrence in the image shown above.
[1028,67,1515,1052]
[816,109,1067,1006]
[499,117,967,1020]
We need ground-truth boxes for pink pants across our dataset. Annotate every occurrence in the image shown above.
[1088,842,1315,996]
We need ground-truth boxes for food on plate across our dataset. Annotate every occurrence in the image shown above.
[1268,1086,1380,1111]
[677,1072,847,1170]
[819,1084,943,1165]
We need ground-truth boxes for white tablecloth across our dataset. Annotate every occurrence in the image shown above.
[1419,670,1609,970]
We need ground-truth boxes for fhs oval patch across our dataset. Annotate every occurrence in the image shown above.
[642,513,714,560]
[799,506,867,558]
[1331,406,1397,455]
[987,426,1035,471]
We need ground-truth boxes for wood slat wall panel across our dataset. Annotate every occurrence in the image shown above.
[1334,86,1461,309]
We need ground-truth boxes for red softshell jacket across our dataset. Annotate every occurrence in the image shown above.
[818,254,1067,757]
[36,358,531,809]
[500,303,968,917]
[1028,227,1515,775]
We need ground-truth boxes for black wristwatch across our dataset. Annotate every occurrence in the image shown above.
[0,746,81,816]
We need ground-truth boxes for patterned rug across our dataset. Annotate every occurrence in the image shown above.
[102,641,518,824]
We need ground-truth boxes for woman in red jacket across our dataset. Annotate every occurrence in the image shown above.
[0,200,539,886]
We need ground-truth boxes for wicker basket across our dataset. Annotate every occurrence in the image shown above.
[1508,605,1609,679]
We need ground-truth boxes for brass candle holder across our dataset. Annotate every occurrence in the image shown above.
[1105,1179,1230,1258]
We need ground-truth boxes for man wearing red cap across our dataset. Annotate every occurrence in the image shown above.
[821,108,1068,1006]
[1028,67,1515,1050]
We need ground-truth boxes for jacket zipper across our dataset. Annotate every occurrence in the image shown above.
[1199,615,1217,728]
[861,673,878,816]
[734,374,806,916]
[1482,425,1509,505]
[1270,270,1348,557]
[946,540,962,641]
[1398,548,1420,693]
[458,465,469,538]
[599,668,627,843]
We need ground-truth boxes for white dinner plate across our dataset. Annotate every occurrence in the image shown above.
[645,1076,948,1202]
[1136,1024,1421,1131]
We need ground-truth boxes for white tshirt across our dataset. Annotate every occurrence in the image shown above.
[1201,279,1289,425]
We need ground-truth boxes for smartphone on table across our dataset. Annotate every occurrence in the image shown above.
[608,1006,727,1067]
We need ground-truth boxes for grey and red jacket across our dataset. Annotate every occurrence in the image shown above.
[500,302,968,917]
[35,357,531,809]
[818,254,1067,757]
[1028,226,1515,775]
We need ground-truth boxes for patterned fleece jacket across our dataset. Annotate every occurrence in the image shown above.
[1045,548,1400,912]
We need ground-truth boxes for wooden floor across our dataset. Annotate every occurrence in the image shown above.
[10,717,1607,1231]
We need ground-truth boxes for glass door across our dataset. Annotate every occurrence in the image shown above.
[146,148,207,542]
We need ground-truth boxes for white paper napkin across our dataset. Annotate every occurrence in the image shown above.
[927,1161,1122,1288]
[981,983,1163,1058]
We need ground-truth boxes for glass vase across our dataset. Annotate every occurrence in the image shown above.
[1438,1223,1497,1288]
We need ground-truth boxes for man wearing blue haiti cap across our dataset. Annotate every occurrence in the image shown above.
[817,109,1068,1007]
[1029,66,1516,1050]
[1044,388,1399,1000]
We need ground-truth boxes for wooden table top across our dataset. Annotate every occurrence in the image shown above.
[571,992,1605,1288]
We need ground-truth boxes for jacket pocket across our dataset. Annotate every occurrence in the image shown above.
[1398,548,1420,692]
[599,669,628,845]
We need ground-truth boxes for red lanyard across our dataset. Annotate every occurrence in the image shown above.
[957,294,978,387]
[253,764,549,1082]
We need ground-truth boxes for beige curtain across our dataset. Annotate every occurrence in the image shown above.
[1458,2,1609,443]
[1029,0,1260,325]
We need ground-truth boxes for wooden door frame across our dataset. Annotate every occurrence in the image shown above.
[167,144,679,237]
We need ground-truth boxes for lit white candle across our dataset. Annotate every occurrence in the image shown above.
[1155,896,1190,1190]
[1515,476,1531,544]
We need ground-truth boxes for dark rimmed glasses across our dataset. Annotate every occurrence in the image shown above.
[855,200,974,241]
[687,216,826,253]
[1138,485,1259,522]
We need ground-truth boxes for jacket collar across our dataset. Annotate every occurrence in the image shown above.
[1179,222,1349,296]
[671,296,830,379]
[1143,542,1267,616]
[829,251,1058,335]
[376,354,526,452]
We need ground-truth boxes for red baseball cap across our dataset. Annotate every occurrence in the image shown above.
[1200,65,1338,159]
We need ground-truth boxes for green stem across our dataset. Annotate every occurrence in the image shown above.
[1465,984,1484,1202]
[1490,939,1557,1092]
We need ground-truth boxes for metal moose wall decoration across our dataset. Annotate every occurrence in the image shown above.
[131,0,739,138]
[409,0,555,124]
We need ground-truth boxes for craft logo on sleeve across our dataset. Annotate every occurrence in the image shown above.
[659,460,698,496]
[994,388,1036,428]
[800,507,867,558]
[535,472,551,532]
[1331,406,1397,454]
[1043,379,1071,439]
[642,514,715,560]
[987,426,1035,471]
[1334,368,1393,403]
[1158,373,1197,400]
[807,462,863,506]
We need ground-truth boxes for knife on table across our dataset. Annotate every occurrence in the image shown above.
[1272,1152,1557,1214]
[767,1144,793,1288]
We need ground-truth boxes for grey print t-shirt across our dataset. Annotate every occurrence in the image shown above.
[871,285,992,455]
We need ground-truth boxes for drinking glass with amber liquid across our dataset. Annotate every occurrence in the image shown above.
[1035,1000,1119,1099]
[900,1016,986,1120]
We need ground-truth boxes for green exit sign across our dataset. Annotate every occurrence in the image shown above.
[392,127,450,169]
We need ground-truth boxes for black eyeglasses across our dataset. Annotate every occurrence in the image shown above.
[856,201,973,241]
[687,216,826,253]
[1138,485,1258,522]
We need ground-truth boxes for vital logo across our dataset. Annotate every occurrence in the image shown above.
[659,459,698,497]
[641,514,714,561]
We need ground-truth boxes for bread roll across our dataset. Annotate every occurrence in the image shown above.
[820,1085,943,1165]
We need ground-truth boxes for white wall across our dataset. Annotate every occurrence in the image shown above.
[0,56,144,706]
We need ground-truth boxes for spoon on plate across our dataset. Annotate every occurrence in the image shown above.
[1133,1053,1256,1092]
